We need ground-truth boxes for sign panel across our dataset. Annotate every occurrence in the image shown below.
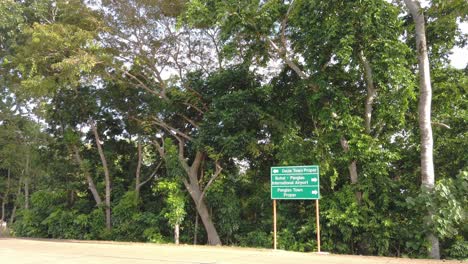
[271,165,319,200]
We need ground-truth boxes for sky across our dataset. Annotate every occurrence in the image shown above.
[449,22,468,69]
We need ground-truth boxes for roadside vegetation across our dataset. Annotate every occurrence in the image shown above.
[0,0,466,260]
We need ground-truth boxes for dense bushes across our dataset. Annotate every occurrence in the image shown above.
[10,170,467,260]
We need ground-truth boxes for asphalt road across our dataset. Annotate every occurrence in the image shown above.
[0,238,463,264]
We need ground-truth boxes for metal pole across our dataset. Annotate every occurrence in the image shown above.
[273,199,277,250]
[316,199,321,252]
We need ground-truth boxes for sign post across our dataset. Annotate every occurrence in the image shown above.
[316,199,320,252]
[271,165,320,252]
[273,199,277,250]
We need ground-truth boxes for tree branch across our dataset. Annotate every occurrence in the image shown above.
[266,1,322,92]
[183,102,205,115]
[151,138,166,159]
[432,122,450,129]
[71,145,103,206]
[178,113,200,129]
[358,50,377,134]
[152,117,193,141]
[190,151,205,176]
[123,71,162,98]
[197,161,222,207]
[176,138,190,174]
[266,0,309,80]
[138,161,163,188]
[135,139,142,191]
[89,119,112,229]
[90,120,111,190]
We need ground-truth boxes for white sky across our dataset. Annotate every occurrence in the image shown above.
[449,22,468,69]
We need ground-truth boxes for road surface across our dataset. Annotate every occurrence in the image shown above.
[0,238,463,264]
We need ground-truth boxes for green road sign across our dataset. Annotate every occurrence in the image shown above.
[271,165,320,200]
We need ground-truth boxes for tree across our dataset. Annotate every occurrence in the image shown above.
[155,177,186,245]
[403,0,438,258]
[1,0,466,258]
[96,0,239,245]
[184,0,415,204]
[0,107,47,225]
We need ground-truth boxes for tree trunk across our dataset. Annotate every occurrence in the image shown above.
[90,121,112,230]
[404,0,439,259]
[171,144,222,246]
[24,152,30,210]
[72,145,103,206]
[358,51,377,134]
[9,178,22,225]
[174,223,180,245]
[193,212,199,245]
[1,169,11,222]
[24,177,29,210]
[135,140,142,199]
[184,179,221,245]
[1,199,4,223]
[348,160,358,185]
[340,137,362,202]
[154,139,221,245]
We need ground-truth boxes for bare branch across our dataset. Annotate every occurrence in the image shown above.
[123,71,162,97]
[266,0,309,80]
[71,145,103,206]
[138,161,163,188]
[152,117,193,141]
[150,138,166,159]
[177,138,190,174]
[198,161,223,206]
[280,1,295,53]
[178,113,200,129]
[432,122,451,129]
[89,119,112,229]
[205,28,224,70]
[267,37,307,80]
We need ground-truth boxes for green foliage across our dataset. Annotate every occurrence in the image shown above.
[112,191,163,242]
[407,170,467,238]
[237,230,272,248]
[2,0,106,97]
[2,0,467,260]
[73,209,106,240]
[13,190,66,237]
[188,66,269,159]
[206,177,241,243]
[143,228,166,243]
[404,170,468,258]
[162,139,186,180]
[445,236,468,260]
[155,181,186,227]
[42,209,83,239]
[432,171,467,239]
[183,0,281,63]
[12,190,164,242]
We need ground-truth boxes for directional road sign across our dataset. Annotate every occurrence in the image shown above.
[271,165,320,200]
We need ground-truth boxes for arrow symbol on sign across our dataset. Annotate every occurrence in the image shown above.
[273,169,279,173]
[311,190,318,195]
[311,178,318,182]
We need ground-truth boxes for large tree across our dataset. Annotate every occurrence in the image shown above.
[96,0,238,245]
[403,0,439,258]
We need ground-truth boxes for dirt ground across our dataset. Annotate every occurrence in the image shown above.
[0,238,464,264]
